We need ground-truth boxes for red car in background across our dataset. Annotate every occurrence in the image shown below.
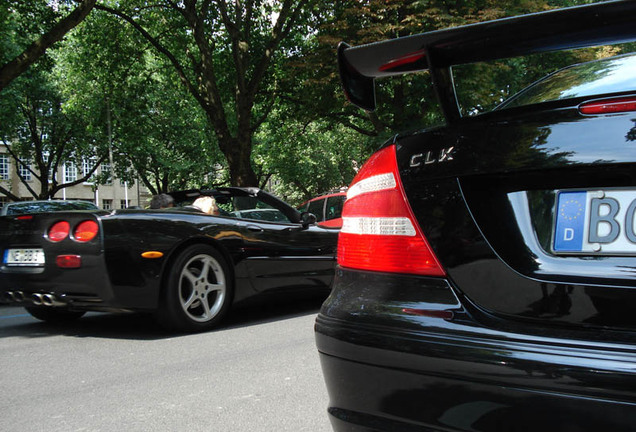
[298,189,347,228]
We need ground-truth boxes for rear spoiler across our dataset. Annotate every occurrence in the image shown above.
[338,1,636,121]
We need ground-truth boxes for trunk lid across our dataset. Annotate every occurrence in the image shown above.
[397,102,636,331]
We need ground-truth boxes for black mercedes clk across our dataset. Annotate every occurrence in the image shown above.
[315,2,636,431]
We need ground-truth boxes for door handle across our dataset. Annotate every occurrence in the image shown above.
[247,225,263,232]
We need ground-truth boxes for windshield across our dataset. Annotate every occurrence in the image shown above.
[498,53,636,110]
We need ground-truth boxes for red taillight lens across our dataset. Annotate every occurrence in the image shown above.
[48,221,70,242]
[579,96,636,115]
[338,145,445,276]
[56,255,82,268]
[74,220,99,242]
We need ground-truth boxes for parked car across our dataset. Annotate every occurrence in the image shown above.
[298,189,347,228]
[0,187,338,332]
[315,3,636,431]
[0,200,99,216]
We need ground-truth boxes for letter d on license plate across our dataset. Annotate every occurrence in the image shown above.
[553,190,636,255]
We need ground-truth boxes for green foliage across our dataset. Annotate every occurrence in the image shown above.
[55,9,224,194]
[2,0,632,202]
[0,1,57,76]
[2,1,60,52]
[255,113,377,204]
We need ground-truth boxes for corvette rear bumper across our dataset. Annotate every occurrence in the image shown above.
[0,266,114,310]
[315,269,636,432]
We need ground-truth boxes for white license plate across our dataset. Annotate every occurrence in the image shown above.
[553,189,636,255]
[3,248,45,266]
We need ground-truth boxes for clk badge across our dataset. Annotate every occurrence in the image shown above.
[409,147,455,167]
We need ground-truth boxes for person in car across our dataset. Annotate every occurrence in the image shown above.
[149,193,174,209]
[191,196,220,215]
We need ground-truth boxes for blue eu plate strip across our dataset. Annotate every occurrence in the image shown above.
[554,191,587,252]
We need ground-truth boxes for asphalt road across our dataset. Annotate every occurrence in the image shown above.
[0,295,333,432]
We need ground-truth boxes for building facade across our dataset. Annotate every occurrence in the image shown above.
[0,151,152,210]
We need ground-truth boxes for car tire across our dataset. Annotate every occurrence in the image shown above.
[159,244,233,332]
[24,307,86,323]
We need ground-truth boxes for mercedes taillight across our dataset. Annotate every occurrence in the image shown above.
[338,144,445,276]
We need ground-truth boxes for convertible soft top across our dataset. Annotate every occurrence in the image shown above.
[338,1,636,119]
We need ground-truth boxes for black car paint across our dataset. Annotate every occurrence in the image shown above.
[98,210,335,309]
[0,189,337,314]
[316,70,636,431]
[396,98,636,330]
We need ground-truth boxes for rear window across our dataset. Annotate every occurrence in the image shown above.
[498,53,636,110]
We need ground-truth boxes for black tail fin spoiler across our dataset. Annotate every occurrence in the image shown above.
[338,1,636,121]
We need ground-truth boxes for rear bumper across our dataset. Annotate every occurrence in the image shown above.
[1,266,115,310]
[315,268,636,432]
[0,257,156,312]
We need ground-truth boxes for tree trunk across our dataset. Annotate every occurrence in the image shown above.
[220,137,258,187]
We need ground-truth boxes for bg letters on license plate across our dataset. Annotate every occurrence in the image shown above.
[3,248,45,266]
[553,190,636,255]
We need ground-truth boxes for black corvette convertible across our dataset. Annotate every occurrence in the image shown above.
[316,2,636,432]
[0,187,338,332]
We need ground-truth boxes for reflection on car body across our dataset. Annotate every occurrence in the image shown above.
[0,200,99,216]
[316,3,636,432]
[298,189,347,228]
[0,187,338,332]
[231,208,289,222]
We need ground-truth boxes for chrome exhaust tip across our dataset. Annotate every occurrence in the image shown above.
[13,291,25,302]
[42,293,65,307]
[42,294,53,306]
[4,291,15,302]
[31,293,44,306]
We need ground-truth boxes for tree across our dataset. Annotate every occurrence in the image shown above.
[56,9,226,194]
[0,67,108,200]
[95,0,319,187]
[0,0,97,92]
[115,72,225,194]
[254,113,370,204]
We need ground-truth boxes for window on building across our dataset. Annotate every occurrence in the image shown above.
[102,199,112,210]
[82,157,95,184]
[101,162,113,185]
[0,154,9,180]
[120,199,129,209]
[0,196,8,208]
[19,159,32,181]
[64,161,77,183]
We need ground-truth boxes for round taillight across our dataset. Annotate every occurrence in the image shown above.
[48,221,70,242]
[74,220,99,242]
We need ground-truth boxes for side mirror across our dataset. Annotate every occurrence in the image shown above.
[300,211,317,228]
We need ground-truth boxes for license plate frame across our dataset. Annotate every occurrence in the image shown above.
[3,248,46,266]
[552,188,636,255]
